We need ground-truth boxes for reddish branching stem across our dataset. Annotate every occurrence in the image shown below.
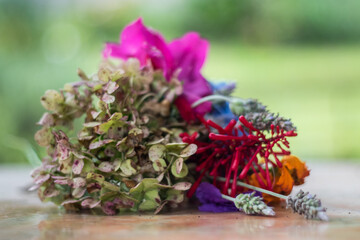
[182,115,297,198]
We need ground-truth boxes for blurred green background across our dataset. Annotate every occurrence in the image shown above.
[1,0,360,164]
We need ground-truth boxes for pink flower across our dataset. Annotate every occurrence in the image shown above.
[103,18,212,122]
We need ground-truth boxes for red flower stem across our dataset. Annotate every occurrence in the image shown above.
[209,159,222,176]
[197,114,211,132]
[238,125,246,136]
[187,165,210,198]
[239,116,258,132]
[230,150,241,196]
[222,156,235,193]
[224,119,237,134]
[209,133,247,141]
[269,147,282,167]
[234,128,238,136]
[230,148,241,170]
[264,156,272,190]
[273,151,290,155]
[206,120,226,134]
[282,140,290,148]
[250,164,267,189]
[276,143,289,154]
[196,144,216,154]
[231,166,239,197]
[220,155,232,165]
[239,146,261,179]
[254,161,267,180]
[195,151,217,171]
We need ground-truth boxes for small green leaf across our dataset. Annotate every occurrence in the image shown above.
[72,187,86,199]
[166,189,184,203]
[102,181,119,192]
[174,158,183,174]
[34,127,53,147]
[40,90,64,112]
[152,158,167,172]
[86,172,105,184]
[83,122,101,128]
[98,161,113,173]
[119,159,137,177]
[165,143,187,151]
[139,199,158,211]
[89,139,113,150]
[172,182,192,191]
[171,161,188,178]
[147,138,164,145]
[98,67,111,82]
[180,144,197,158]
[149,144,166,162]
[72,177,86,188]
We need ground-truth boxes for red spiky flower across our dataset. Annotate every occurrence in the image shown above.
[180,115,297,198]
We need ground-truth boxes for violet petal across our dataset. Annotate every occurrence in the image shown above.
[195,182,238,212]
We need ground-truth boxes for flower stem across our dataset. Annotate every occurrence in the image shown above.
[191,95,235,108]
[212,176,288,200]
[221,194,236,202]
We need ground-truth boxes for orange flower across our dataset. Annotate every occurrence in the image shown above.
[248,155,310,203]
[281,155,310,185]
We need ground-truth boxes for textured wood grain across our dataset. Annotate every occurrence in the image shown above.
[0,162,359,240]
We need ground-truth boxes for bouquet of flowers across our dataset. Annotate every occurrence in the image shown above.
[31,19,327,220]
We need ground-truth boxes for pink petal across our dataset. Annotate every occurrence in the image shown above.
[169,33,212,116]
[169,32,212,97]
[102,18,173,80]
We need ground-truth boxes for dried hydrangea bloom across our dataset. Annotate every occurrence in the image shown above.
[32,58,200,215]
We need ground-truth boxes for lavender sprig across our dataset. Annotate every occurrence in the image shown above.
[192,95,296,131]
[287,190,328,221]
[214,176,329,221]
[222,192,275,216]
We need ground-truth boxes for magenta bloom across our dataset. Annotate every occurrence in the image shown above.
[102,18,212,122]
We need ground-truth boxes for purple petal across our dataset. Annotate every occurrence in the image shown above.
[195,182,238,212]
[199,203,238,213]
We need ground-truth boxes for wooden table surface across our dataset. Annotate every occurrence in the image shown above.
[0,162,359,240]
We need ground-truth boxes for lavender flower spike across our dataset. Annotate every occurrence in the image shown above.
[222,192,275,216]
[287,190,328,221]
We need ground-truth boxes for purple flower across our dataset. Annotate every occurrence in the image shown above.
[195,182,238,212]
[102,18,212,122]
